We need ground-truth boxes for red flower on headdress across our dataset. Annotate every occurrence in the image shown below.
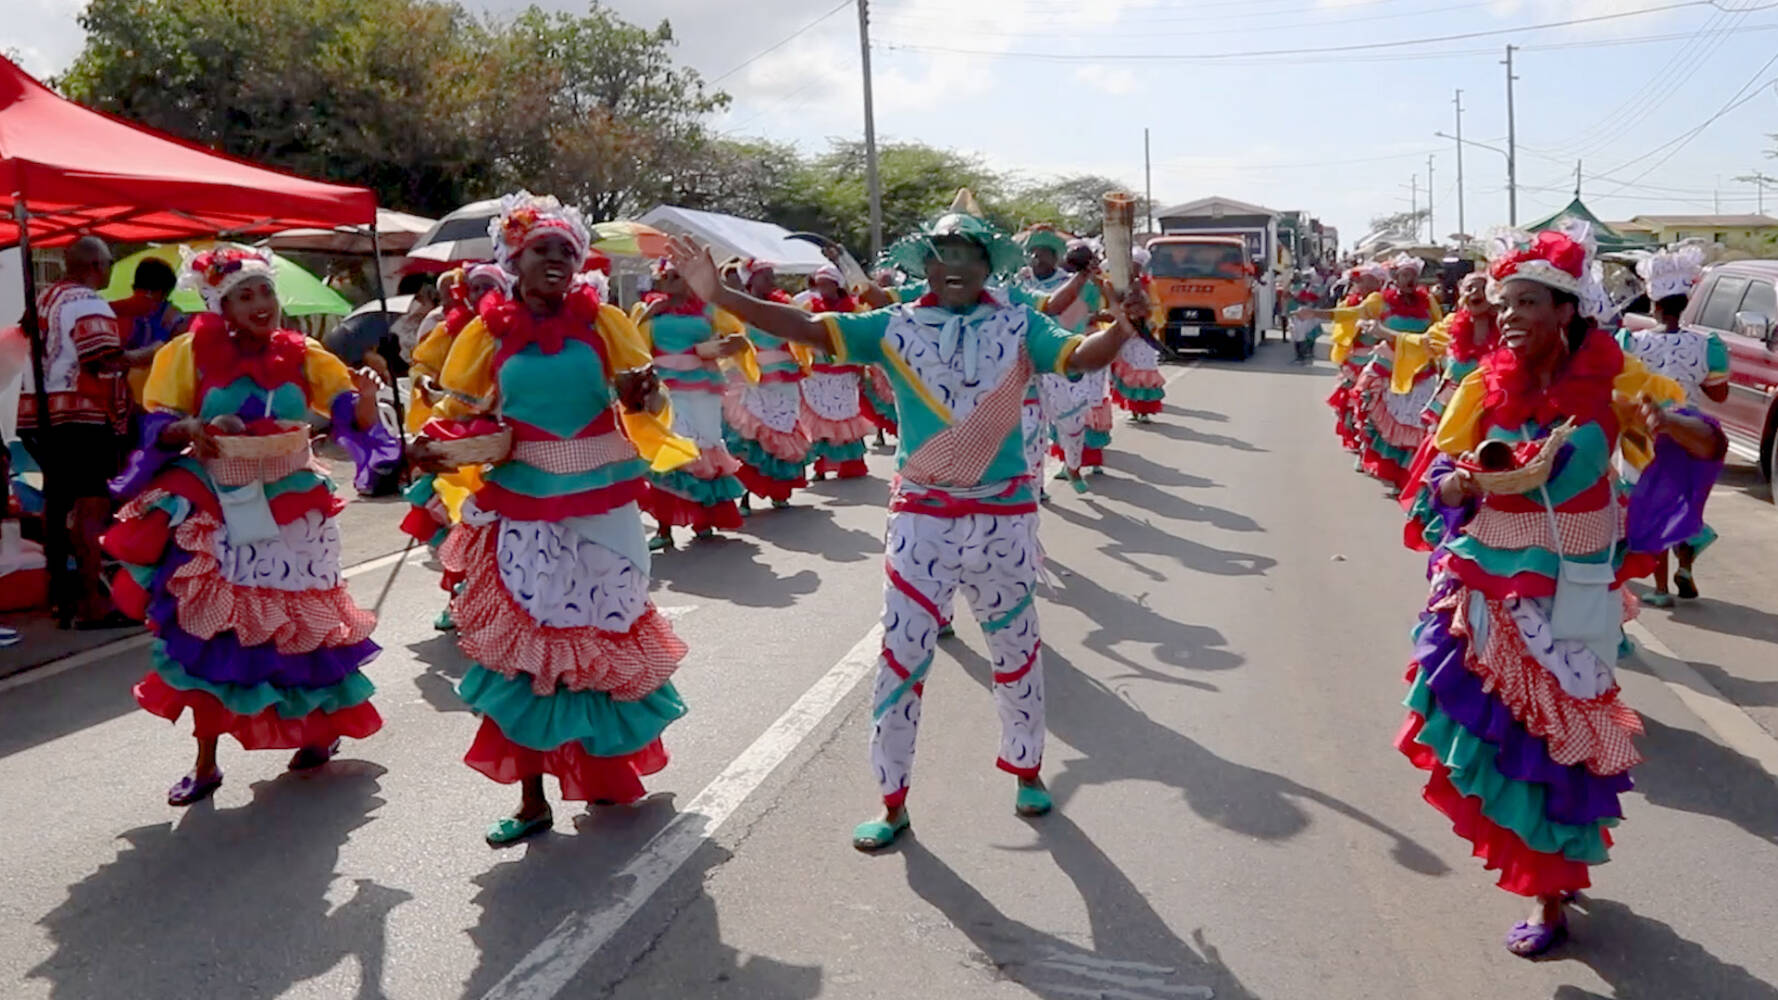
[1490,231,1586,283]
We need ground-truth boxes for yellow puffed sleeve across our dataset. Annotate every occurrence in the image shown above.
[1612,354,1687,469]
[430,317,500,421]
[710,309,761,385]
[410,322,453,381]
[1331,292,1386,325]
[302,340,359,415]
[1390,329,1438,393]
[141,333,198,415]
[1425,313,1455,358]
[595,304,698,473]
[1433,368,1486,456]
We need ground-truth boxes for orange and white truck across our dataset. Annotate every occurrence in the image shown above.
[1145,235,1259,359]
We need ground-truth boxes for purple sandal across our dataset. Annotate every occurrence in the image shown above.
[1505,918,1568,958]
[287,739,342,772]
[167,770,224,807]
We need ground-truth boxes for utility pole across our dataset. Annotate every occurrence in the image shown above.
[1453,89,1466,239]
[1503,44,1519,225]
[1574,159,1582,200]
[1427,154,1436,243]
[856,0,882,260]
[1144,127,1154,233]
[1410,173,1418,219]
[1734,170,1777,214]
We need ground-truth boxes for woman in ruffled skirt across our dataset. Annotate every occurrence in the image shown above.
[720,258,811,512]
[414,193,695,844]
[798,265,875,480]
[107,244,400,805]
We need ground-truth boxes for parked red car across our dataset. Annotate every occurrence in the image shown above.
[1680,260,1778,495]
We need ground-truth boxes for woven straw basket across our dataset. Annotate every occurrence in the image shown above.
[1466,421,1577,494]
[211,422,310,460]
[429,426,513,466]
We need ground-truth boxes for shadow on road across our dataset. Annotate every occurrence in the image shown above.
[1626,715,1778,845]
[741,505,882,565]
[1140,419,1270,454]
[650,537,820,609]
[1552,896,1778,999]
[407,631,474,715]
[948,642,1447,875]
[796,474,891,510]
[464,811,824,999]
[1159,403,1229,423]
[28,764,406,1000]
[1087,475,1265,533]
[1668,595,1778,650]
[0,652,142,761]
[901,813,1256,1000]
[1047,503,1277,579]
[1043,556,1242,685]
[1101,450,1219,490]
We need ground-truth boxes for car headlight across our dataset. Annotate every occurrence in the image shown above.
[1221,303,1246,320]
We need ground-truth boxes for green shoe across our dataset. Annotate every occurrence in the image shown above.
[434,608,455,631]
[1643,591,1675,609]
[486,810,552,847]
[772,498,792,510]
[1015,784,1052,817]
[1052,467,1070,481]
[851,811,911,852]
[1070,477,1091,495]
[648,535,673,553]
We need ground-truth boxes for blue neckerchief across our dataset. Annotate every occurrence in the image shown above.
[908,302,999,385]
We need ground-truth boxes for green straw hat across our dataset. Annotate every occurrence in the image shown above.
[880,188,1025,279]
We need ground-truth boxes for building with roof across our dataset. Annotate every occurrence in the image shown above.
[1622,214,1778,255]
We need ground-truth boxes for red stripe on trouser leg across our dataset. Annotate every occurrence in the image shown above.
[886,563,945,623]
[883,787,909,810]
[996,758,1042,779]
[993,642,1040,684]
[881,648,925,698]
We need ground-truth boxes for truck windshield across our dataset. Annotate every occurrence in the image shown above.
[1148,243,1248,279]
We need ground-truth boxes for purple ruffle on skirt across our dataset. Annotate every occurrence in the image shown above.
[330,391,402,495]
[1413,588,1632,826]
[111,410,183,503]
[1628,408,1726,555]
[144,546,379,689]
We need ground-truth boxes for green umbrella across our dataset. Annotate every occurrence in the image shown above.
[103,243,353,317]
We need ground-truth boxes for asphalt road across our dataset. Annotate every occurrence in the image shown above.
[4,340,1778,999]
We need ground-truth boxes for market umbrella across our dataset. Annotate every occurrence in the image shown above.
[104,244,352,316]
[404,197,501,269]
[591,220,670,259]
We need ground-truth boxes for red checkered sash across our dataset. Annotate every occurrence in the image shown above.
[1464,501,1625,556]
[755,349,796,366]
[899,353,1033,488]
[204,438,320,488]
[510,432,639,475]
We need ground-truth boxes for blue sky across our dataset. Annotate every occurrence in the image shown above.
[13,0,1778,246]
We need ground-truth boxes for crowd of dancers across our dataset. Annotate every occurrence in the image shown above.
[1317,228,1731,957]
[95,188,1174,853]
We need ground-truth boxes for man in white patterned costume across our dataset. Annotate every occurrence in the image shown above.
[1019,234,1106,494]
[664,196,1139,850]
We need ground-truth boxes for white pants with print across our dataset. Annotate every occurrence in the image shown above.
[1040,373,1088,472]
[871,509,1045,807]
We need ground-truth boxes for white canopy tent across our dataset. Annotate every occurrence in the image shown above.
[636,205,830,275]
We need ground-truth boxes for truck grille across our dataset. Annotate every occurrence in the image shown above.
[1168,307,1215,324]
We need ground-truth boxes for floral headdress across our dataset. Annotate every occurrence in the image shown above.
[1636,241,1707,301]
[812,262,845,287]
[1387,254,1425,278]
[179,243,277,313]
[734,257,773,286]
[489,191,591,275]
[1486,223,1610,319]
[464,262,513,294]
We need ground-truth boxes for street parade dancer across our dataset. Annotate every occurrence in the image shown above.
[633,258,751,551]
[414,192,697,844]
[1402,271,1500,553]
[798,263,875,480]
[1396,227,1722,957]
[1618,243,1730,607]
[1018,231,1104,493]
[400,263,512,629]
[1304,256,1443,492]
[721,257,812,513]
[106,244,401,806]
[1323,263,1386,453]
[662,197,1143,851]
[1111,245,1166,422]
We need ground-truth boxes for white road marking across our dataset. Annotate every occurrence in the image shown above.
[1626,619,1778,782]
[481,623,886,1000]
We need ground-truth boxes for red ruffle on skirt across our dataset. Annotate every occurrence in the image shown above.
[1398,714,1598,897]
[642,488,744,532]
[1081,446,1105,468]
[134,672,384,750]
[1360,442,1411,490]
[813,456,869,479]
[736,463,805,502]
[400,503,445,545]
[101,507,172,566]
[464,716,669,804]
[1110,386,1164,415]
[111,568,151,621]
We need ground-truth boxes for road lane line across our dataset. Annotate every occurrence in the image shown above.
[481,623,886,1000]
[1,546,430,692]
[1626,619,1778,782]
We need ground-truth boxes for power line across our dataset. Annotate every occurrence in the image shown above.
[877,1,1763,62]
[874,0,1501,38]
[1597,50,1778,192]
[707,0,852,86]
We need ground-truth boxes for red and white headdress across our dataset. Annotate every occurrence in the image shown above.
[812,262,845,286]
[180,243,277,313]
[489,191,591,274]
[735,257,774,285]
[1388,253,1425,278]
[1487,223,1609,318]
[464,261,513,295]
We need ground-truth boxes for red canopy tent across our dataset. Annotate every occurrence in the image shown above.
[0,56,393,620]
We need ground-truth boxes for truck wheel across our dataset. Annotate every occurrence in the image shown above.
[1242,323,1256,359]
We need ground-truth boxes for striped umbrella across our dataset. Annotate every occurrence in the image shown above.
[591,220,671,259]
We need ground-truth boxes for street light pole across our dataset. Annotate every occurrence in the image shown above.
[1453,89,1466,239]
[856,0,882,260]
[1427,154,1435,243]
[1503,45,1518,225]
[1144,127,1154,233]
[1734,170,1777,214]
